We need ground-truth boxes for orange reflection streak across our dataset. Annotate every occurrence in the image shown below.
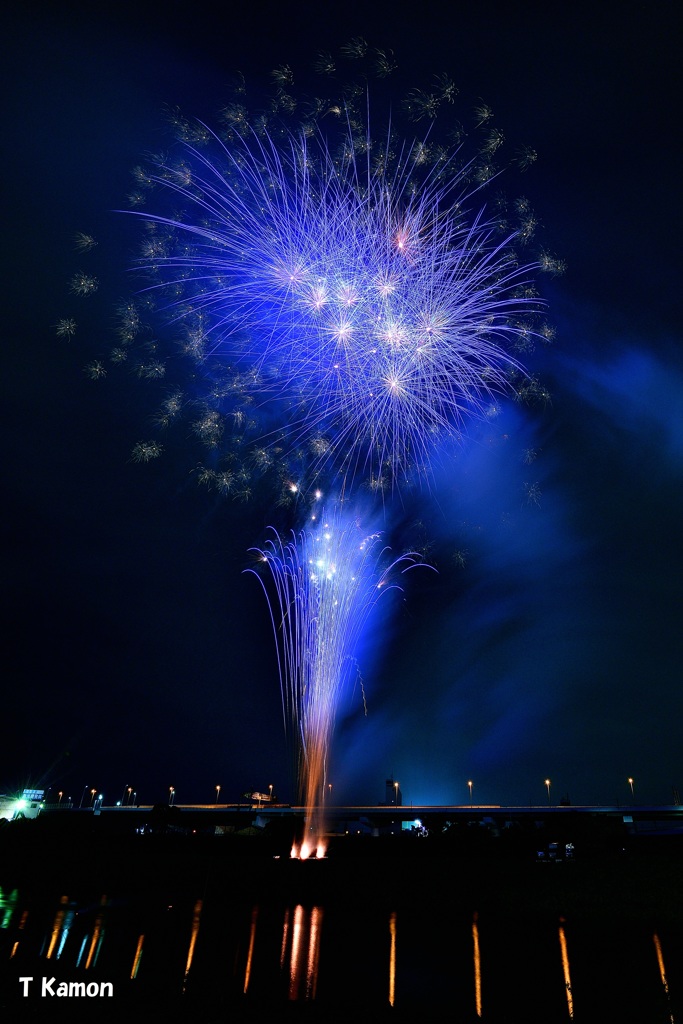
[306,906,323,1000]
[10,910,29,958]
[130,934,144,980]
[653,933,675,1024]
[280,907,290,968]
[285,905,323,1001]
[472,911,482,1017]
[85,914,103,970]
[46,897,68,959]
[289,904,305,1000]
[558,918,574,1019]
[243,906,258,994]
[84,897,109,966]
[389,911,397,1007]
[183,898,203,990]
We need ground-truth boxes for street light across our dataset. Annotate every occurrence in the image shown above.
[545,779,551,806]
[90,788,97,807]
[126,786,133,806]
[467,780,473,806]
[79,785,89,809]
[394,781,399,806]
[269,783,273,803]
[215,785,221,804]
[169,786,175,806]
[628,777,635,800]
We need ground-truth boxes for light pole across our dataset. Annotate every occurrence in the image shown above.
[127,787,133,806]
[628,777,635,800]
[269,783,273,803]
[90,788,97,807]
[58,791,63,805]
[394,781,399,806]
[545,779,551,806]
[79,785,88,809]
[169,786,175,806]
[468,780,473,806]
[215,785,221,804]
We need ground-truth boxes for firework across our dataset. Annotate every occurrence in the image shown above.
[66,46,554,830]
[247,506,423,853]
[126,102,546,492]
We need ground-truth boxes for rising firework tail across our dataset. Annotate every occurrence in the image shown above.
[246,504,427,845]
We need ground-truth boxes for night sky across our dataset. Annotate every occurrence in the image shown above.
[3,1,681,809]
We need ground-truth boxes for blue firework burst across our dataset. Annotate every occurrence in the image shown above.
[130,114,544,490]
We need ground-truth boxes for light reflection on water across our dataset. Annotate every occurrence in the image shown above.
[45,895,68,959]
[654,932,676,1024]
[243,905,258,993]
[558,917,574,1019]
[306,905,323,1000]
[388,910,397,1007]
[0,880,680,1019]
[84,895,107,970]
[130,933,144,980]
[182,898,202,991]
[285,904,323,1000]
[472,910,482,1017]
[0,886,18,930]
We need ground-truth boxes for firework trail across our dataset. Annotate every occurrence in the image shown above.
[247,505,423,855]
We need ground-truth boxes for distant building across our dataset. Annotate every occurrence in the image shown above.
[0,789,44,821]
[385,778,402,806]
